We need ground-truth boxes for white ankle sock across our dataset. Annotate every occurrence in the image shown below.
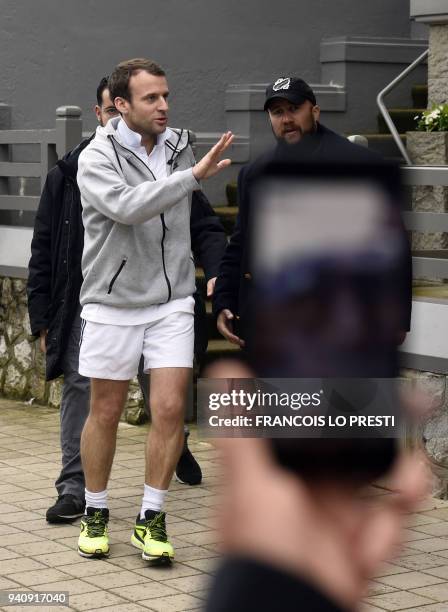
[140,484,167,519]
[85,489,108,511]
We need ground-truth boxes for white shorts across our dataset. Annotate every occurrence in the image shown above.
[78,311,194,380]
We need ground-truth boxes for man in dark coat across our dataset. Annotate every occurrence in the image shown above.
[213,77,411,345]
[27,78,227,523]
[28,133,92,524]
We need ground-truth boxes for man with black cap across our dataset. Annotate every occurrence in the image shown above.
[263,77,320,144]
[213,76,412,345]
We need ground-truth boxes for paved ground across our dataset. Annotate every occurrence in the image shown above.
[1,399,448,611]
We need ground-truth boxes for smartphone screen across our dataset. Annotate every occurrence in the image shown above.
[248,171,407,379]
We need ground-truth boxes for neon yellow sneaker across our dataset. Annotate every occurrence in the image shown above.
[131,510,174,564]
[131,514,147,551]
[77,507,109,558]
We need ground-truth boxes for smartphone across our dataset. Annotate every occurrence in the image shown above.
[246,155,409,483]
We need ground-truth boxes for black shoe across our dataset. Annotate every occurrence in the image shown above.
[175,432,202,485]
[46,494,85,524]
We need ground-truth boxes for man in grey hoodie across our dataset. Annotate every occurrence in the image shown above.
[76,58,233,563]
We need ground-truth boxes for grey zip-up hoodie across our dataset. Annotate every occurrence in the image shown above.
[77,117,199,308]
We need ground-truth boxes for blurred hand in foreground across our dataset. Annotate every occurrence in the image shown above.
[206,358,431,611]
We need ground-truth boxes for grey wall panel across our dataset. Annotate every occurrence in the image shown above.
[1,0,412,133]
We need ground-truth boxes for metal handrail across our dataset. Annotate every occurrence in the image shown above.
[376,49,428,166]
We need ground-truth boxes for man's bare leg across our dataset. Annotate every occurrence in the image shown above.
[146,367,191,489]
[81,378,130,492]
[78,378,129,558]
[131,368,191,562]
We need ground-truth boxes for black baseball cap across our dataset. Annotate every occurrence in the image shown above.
[264,77,317,111]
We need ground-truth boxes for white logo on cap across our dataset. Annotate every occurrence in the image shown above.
[273,77,291,91]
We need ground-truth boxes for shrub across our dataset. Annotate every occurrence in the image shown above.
[415,104,448,132]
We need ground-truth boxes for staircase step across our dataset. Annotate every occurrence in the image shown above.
[226,182,238,206]
[195,272,232,341]
[195,267,206,295]
[194,272,237,342]
[207,338,240,357]
[413,285,448,299]
[362,133,406,158]
[412,85,428,109]
[215,205,237,234]
[378,108,425,135]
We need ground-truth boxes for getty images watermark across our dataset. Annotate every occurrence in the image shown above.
[197,378,403,438]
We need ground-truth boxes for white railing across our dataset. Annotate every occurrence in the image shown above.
[0,106,83,278]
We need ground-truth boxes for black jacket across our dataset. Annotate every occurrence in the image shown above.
[206,557,347,612]
[212,123,412,339]
[27,138,89,380]
[27,138,227,380]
